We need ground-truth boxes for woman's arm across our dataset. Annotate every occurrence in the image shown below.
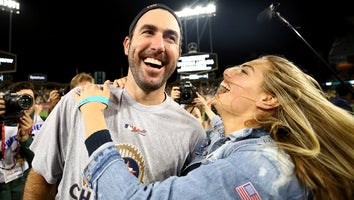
[73,81,110,138]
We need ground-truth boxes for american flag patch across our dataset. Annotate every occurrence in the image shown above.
[236,182,261,200]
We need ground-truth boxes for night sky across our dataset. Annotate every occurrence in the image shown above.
[0,0,353,84]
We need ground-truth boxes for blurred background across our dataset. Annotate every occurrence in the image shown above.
[1,0,353,88]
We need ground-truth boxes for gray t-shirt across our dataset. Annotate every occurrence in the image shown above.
[30,85,206,199]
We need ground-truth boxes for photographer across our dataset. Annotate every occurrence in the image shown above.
[47,72,94,115]
[170,82,219,129]
[0,81,43,200]
[171,81,197,105]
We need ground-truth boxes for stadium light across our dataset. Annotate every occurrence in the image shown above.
[0,0,20,14]
[175,2,216,55]
[176,3,216,19]
[1,0,20,52]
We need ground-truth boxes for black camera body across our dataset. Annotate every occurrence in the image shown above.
[59,86,70,96]
[0,91,34,122]
[178,81,197,104]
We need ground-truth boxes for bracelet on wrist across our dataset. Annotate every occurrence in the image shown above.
[78,96,109,111]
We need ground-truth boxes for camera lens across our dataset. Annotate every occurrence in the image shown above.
[17,94,34,109]
[181,90,192,100]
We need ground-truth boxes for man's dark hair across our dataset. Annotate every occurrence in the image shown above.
[128,3,183,48]
[7,81,36,94]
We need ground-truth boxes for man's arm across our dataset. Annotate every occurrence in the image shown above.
[23,168,57,200]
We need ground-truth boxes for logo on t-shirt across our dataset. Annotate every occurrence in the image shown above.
[124,123,147,136]
[117,143,145,182]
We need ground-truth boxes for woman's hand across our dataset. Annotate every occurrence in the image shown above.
[113,77,127,88]
[74,81,110,110]
[74,80,111,137]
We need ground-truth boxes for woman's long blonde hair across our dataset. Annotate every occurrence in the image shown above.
[255,55,354,199]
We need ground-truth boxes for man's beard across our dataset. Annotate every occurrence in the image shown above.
[128,55,165,92]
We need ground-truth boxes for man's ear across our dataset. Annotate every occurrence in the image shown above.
[256,94,279,110]
[123,36,130,56]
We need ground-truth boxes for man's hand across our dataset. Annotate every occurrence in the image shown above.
[17,111,33,142]
[49,90,61,103]
[0,97,5,116]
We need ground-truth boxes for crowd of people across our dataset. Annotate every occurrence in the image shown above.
[0,3,353,200]
[0,72,96,199]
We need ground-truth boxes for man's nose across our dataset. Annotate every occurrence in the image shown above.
[150,34,165,53]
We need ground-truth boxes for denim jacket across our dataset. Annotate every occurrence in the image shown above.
[83,127,308,200]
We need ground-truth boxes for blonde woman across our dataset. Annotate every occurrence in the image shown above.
[76,55,354,199]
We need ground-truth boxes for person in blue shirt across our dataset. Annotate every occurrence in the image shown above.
[76,55,354,200]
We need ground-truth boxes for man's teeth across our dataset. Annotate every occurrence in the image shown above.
[144,58,162,66]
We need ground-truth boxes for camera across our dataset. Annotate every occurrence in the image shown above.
[0,90,34,122]
[178,81,197,104]
[59,85,70,96]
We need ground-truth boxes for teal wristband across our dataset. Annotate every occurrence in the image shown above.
[78,96,109,110]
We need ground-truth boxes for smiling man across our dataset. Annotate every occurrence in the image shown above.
[23,3,206,199]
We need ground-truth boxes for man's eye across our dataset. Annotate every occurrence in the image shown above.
[165,35,177,42]
[170,36,177,42]
[143,30,153,35]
